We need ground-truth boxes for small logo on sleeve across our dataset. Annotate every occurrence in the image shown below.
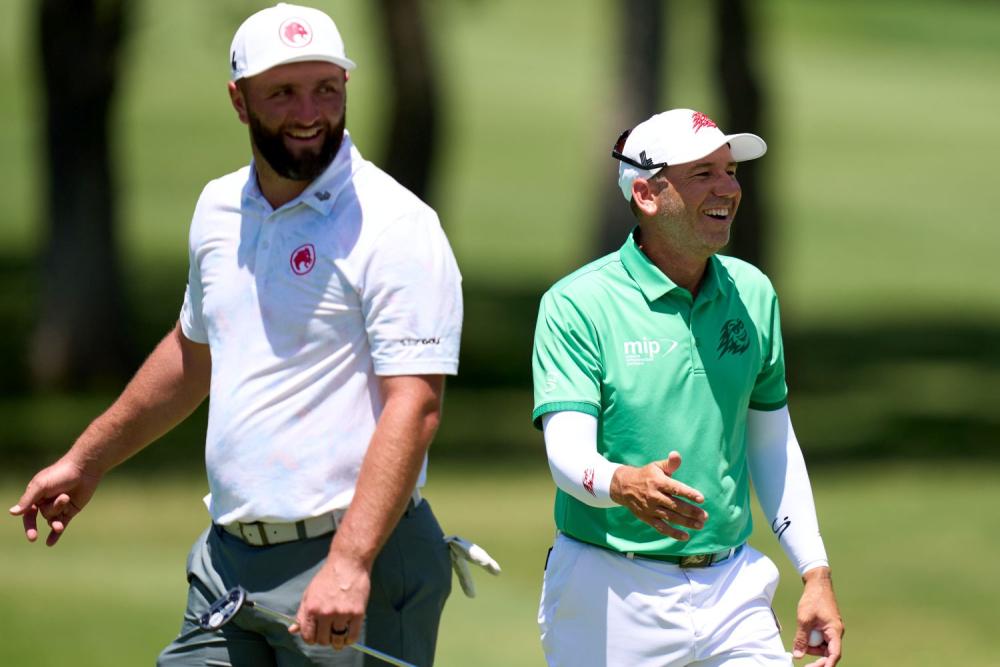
[717,319,750,359]
[582,468,596,497]
[544,372,559,393]
[400,338,441,346]
[279,19,313,48]
[771,516,791,541]
[290,243,316,275]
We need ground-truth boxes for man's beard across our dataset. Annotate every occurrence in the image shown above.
[247,107,346,182]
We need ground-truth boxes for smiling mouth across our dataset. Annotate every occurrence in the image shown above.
[286,128,323,142]
[703,206,730,220]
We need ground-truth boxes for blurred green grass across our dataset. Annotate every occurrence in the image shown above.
[3,462,999,666]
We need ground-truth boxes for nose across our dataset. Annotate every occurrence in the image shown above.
[713,171,741,199]
[291,94,321,126]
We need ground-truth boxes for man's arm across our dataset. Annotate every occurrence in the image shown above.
[9,322,211,546]
[293,374,444,650]
[747,406,844,667]
[542,410,708,541]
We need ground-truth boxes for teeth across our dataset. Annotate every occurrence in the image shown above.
[704,207,729,217]
[288,129,320,139]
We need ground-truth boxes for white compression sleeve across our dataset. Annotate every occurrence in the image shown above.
[747,406,829,575]
[542,411,622,508]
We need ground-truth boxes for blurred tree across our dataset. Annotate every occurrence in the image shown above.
[716,0,768,268]
[31,0,135,389]
[595,0,666,257]
[595,0,769,270]
[375,0,441,207]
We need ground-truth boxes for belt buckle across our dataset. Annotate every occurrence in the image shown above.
[239,521,268,546]
[678,552,713,568]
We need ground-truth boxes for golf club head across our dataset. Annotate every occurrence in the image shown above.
[196,586,419,667]
[197,586,248,631]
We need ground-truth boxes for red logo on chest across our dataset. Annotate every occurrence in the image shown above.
[583,468,596,497]
[279,19,313,48]
[692,112,718,133]
[290,243,316,275]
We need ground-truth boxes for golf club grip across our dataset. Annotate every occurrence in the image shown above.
[250,602,420,667]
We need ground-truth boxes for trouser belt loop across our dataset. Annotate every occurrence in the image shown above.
[240,521,268,546]
[404,488,423,517]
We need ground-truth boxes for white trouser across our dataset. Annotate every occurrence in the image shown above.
[539,533,792,667]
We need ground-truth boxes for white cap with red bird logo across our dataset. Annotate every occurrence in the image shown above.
[229,3,356,81]
[612,109,767,201]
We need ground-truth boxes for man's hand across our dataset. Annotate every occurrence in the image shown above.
[9,323,210,549]
[793,567,844,667]
[609,451,708,540]
[291,553,371,651]
[9,458,102,547]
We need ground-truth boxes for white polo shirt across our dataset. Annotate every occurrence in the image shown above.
[180,132,463,524]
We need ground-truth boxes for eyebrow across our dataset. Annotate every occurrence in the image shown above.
[266,77,342,92]
[687,161,738,172]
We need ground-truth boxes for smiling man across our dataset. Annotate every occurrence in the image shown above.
[532,110,843,667]
[11,4,462,666]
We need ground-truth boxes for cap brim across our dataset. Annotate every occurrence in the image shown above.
[726,133,767,162]
[238,54,357,80]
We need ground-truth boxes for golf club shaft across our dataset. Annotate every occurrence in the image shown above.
[250,602,419,667]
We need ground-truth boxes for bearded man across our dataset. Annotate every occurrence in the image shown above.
[11,5,463,666]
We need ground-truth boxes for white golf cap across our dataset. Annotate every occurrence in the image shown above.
[230,3,356,81]
[613,109,766,201]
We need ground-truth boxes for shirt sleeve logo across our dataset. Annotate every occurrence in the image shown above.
[717,319,750,359]
[582,468,596,497]
[290,243,316,275]
[400,338,441,346]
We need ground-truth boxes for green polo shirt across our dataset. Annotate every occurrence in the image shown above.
[532,230,787,556]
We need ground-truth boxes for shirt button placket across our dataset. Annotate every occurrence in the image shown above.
[689,302,705,374]
[258,213,277,272]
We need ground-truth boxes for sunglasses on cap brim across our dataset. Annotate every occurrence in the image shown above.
[611,128,669,171]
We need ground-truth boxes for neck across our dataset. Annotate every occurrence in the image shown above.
[252,149,313,210]
[635,226,710,297]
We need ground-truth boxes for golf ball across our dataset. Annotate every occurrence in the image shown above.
[808,629,824,647]
[209,611,224,628]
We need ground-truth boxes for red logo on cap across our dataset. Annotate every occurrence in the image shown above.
[290,243,316,275]
[692,112,718,133]
[279,18,313,48]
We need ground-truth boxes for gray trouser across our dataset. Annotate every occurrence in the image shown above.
[157,499,452,667]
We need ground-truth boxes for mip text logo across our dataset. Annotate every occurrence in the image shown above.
[622,337,678,367]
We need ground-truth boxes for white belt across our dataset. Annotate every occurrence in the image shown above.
[221,489,422,547]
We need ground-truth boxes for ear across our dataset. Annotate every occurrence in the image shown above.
[228,81,250,125]
[631,178,660,217]
[345,70,350,83]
